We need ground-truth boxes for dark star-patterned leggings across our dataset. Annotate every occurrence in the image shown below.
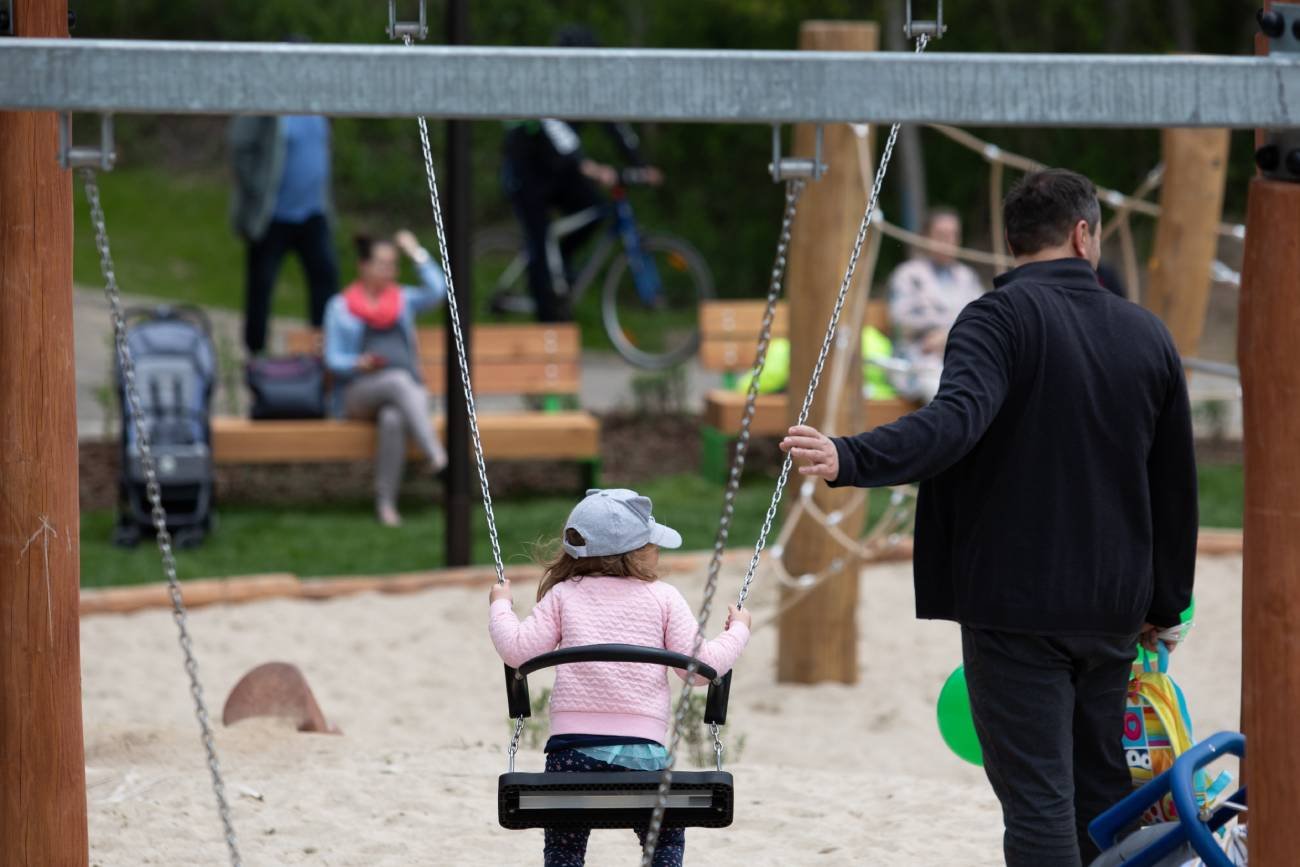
[542,749,686,867]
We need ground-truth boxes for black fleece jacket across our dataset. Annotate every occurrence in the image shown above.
[830,258,1196,636]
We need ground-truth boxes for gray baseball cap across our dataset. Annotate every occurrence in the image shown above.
[562,488,683,558]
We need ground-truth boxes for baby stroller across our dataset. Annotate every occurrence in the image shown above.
[1089,731,1247,867]
[112,305,217,549]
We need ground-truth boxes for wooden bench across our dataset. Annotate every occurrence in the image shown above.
[211,323,600,487]
[698,300,915,482]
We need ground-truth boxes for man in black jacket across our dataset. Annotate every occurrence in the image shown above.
[781,169,1196,866]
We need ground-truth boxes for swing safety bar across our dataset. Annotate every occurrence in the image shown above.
[504,644,732,727]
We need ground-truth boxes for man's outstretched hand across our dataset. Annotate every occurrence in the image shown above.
[780,425,840,482]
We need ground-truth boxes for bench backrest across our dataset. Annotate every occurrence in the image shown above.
[284,323,581,396]
[699,300,891,373]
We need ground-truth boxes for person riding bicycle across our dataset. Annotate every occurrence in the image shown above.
[499,25,663,322]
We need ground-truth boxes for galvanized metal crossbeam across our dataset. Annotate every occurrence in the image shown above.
[2,38,1298,128]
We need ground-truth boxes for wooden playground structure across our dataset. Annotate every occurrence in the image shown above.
[4,0,1300,862]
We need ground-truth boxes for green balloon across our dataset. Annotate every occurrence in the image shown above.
[937,665,984,767]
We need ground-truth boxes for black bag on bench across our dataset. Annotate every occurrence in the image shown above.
[247,355,326,420]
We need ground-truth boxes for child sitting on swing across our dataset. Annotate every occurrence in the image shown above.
[488,488,752,867]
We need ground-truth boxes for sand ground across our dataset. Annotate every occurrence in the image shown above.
[81,554,1243,866]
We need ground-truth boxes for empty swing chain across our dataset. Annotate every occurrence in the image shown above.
[81,169,243,867]
[638,178,803,862]
[404,32,507,586]
[704,178,805,598]
[643,31,932,867]
[735,31,930,611]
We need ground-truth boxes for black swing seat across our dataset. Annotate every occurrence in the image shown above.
[498,643,735,830]
[498,770,734,830]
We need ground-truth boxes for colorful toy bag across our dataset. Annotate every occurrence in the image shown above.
[1123,642,1231,824]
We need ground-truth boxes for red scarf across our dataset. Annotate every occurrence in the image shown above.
[344,281,404,330]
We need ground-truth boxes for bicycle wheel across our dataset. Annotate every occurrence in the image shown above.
[600,234,714,370]
[471,227,535,317]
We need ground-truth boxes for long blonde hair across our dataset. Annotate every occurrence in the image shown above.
[535,528,659,601]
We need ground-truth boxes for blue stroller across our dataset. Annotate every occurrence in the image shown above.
[1089,731,1247,867]
[112,305,217,549]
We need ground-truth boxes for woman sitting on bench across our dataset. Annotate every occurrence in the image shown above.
[323,231,449,526]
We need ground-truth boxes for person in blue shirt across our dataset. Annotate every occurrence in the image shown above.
[323,230,448,527]
[229,108,338,355]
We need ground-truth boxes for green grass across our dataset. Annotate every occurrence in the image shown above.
[81,472,893,588]
[74,166,351,318]
[1198,462,1243,529]
[75,166,694,359]
[81,465,1244,589]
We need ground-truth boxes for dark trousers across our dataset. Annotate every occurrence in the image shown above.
[542,749,684,867]
[505,164,603,323]
[243,214,338,354]
[961,626,1137,867]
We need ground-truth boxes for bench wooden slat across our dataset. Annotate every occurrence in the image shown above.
[699,300,892,373]
[417,361,581,396]
[700,302,789,341]
[702,391,791,434]
[212,412,600,464]
[700,340,763,372]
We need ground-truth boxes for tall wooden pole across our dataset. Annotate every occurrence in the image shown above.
[1239,0,1300,851]
[1238,176,1300,865]
[776,20,876,685]
[1143,127,1231,355]
[0,0,90,863]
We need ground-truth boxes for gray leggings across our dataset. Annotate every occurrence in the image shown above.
[342,368,446,511]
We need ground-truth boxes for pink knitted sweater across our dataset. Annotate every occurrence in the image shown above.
[489,576,750,744]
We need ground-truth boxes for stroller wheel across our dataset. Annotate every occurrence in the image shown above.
[112,523,142,548]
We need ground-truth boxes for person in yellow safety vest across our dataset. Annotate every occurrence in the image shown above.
[733,327,897,399]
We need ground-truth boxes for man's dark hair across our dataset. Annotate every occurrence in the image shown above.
[1002,169,1101,257]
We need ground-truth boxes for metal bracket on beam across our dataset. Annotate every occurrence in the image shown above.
[387,0,427,42]
[58,113,116,171]
[904,0,946,40]
[769,125,826,183]
[1256,4,1300,181]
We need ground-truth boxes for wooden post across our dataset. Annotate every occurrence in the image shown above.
[1144,127,1231,355]
[0,0,90,863]
[776,20,876,685]
[1238,179,1300,863]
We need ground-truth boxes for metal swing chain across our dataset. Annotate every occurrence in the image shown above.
[637,180,803,865]
[404,33,507,586]
[506,715,526,773]
[734,32,929,611]
[703,178,805,594]
[642,32,931,867]
[81,169,243,867]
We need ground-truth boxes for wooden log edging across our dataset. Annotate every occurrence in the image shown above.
[79,531,1241,617]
